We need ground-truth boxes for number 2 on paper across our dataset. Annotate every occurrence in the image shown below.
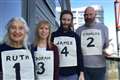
[87,37,95,47]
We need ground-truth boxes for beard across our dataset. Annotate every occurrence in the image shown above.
[61,23,71,31]
[85,18,95,26]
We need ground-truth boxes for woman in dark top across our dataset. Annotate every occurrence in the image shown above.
[31,20,59,80]
[0,17,34,80]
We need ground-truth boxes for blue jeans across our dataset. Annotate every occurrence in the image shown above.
[84,67,106,80]
[59,74,79,80]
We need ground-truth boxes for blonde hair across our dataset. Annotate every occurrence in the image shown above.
[3,17,29,49]
[33,20,52,48]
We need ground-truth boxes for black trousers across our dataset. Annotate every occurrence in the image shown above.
[0,72,2,80]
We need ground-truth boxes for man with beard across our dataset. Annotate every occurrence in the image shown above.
[51,10,84,80]
[76,7,110,80]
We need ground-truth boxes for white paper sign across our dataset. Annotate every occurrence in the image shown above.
[54,36,77,67]
[1,49,35,80]
[35,51,54,80]
[81,29,102,55]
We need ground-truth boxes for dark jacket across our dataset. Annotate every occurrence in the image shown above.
[51,27,84,76]
[30,43,59,80]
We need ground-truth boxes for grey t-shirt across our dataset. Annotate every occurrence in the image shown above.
[76,22,109,68]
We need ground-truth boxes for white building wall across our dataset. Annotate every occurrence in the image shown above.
[56,5,104,30]
[72,5,104,30]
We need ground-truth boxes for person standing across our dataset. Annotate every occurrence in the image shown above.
[51,10,84,80]
[76,7,110,80]
[31,20,59,80]
[0,17,35,80]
